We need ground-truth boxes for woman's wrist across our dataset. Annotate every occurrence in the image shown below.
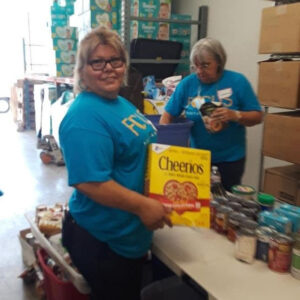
[234,110,242,122]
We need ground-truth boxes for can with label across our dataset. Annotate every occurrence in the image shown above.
[255,226,275,262]
[268,233,293,273]
[215,205,233,234]
[291,233,300,279]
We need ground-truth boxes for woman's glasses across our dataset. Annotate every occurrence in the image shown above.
[88,57,124,71]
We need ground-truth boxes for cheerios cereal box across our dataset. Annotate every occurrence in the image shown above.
[145,143,211,227]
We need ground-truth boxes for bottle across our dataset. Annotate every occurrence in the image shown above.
[211,166,227,198]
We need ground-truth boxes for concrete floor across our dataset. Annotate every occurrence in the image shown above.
[0,112,73,300]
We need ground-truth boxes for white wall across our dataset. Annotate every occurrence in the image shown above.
[172,0,282,191]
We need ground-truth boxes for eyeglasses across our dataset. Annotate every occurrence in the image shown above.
[193,62,211,70]
[88,57,124,71]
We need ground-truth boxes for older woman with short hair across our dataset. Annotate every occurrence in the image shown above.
[160,37,263,191]
[59,26,171,300]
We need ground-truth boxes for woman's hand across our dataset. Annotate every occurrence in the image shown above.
[137,197,173,231]
[211,107,237,122]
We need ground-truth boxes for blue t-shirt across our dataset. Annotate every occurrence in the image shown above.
[165,70,262,163]
[59,91,157,258]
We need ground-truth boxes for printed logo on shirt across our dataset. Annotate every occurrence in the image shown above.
[217,88,232,99]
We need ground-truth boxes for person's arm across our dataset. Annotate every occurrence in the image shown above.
[74,180,172,231]
[159,111,175,124]
[211,108,263,126]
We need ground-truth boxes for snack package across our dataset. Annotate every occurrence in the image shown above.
[145,143,211,227]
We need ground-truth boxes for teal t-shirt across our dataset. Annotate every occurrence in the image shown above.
[165,71,262,163]
[59,91,157,258]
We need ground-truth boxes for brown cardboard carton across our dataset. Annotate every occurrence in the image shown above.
[258,60,300,109]
[263,111,300,164]
[258,2,300,54]
[264,165,300,206]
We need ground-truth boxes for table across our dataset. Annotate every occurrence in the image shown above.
[152,226,300,300]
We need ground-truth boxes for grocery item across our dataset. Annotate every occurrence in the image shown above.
[258,211,292,234]
[257,192,275,211]
[291,233,300,279]
[145,143,211,227]
[227,211,247,242]
[231,184,256,201]
[211,166,227,198]
[268,232,293,273]
[214,205,233,234]
[235,219,258,264]
[255,226,275,262]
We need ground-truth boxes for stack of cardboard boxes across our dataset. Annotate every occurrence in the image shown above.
[257,2,300,206]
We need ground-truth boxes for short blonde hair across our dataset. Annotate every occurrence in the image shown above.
[73,26,129,94]
[190,37,227,73]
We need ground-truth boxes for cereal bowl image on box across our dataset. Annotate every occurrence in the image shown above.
[145,143,211,227]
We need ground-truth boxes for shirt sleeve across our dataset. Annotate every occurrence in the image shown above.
[60,127,114,186]
[237,75,262,112]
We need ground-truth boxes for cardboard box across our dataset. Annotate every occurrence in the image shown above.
[258,2,300,54]
[264,165,300,206]
[145,143,211,227]
[258,60,300,109]
[263,111,300,164]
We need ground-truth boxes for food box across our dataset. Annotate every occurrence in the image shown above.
[145,143,211,227]
[257,60,300,109]
[262,111,300,164]
[258,2,300,54]
[264,165,300,206]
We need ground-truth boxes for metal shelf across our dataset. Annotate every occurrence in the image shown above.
[120,0,208,64]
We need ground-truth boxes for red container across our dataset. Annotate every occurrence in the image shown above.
[37,248,89,300]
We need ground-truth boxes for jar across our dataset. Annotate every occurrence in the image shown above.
[255,226,275,262]
[268,232,293,273]
[214,205,233,234]
[234,219,258,264]
[227,211,247,242]
[257,193,275,211]
[231,184,256,201]
[291,233,300,279]
[210,200,220,229]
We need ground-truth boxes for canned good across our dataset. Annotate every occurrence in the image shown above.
[214,196,228,206]
[227,211,247,242]
[235,219,258,264]
[215,205,233,234]
[231,184,256,201]
[227,201,243,212]
[25,232,36,247]
[291,233,300,279]
[268,232,293,273]
[255,226,275,262]
[241,207,257,221]
[210,200,220,229]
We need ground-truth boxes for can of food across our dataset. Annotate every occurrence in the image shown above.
[268,233,293,273]
[231,185,256,201]
[227,201,243,212]
[227,211,247,242]
[215,205,233,234]
[291,233,300,279]
[255,226,275,262]
[210,200,220,229]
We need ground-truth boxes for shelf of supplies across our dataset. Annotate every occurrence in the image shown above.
[128,16,202,25]
[24,74,74,85]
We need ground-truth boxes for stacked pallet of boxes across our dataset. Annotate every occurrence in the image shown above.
[257,2,300,206]
[73,0,121,41]
[51,0,78,77]
[130,0,191,77]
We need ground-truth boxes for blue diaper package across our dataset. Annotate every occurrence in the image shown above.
[258,210,292,234]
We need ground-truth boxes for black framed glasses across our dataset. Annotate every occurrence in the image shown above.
[88,57,124,71]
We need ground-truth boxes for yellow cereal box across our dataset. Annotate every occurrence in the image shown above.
[145,143,211,228]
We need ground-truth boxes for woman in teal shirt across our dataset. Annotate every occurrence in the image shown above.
[160,38,263,191]
[59,26,172,300]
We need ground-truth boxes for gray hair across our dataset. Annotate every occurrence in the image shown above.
[73,26,129,94]
[190,37,227,73]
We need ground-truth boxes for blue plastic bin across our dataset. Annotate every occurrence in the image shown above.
[145,115,194,147]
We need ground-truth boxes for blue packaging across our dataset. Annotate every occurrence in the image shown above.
[258,211,292,234]
[275,207,300,233]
